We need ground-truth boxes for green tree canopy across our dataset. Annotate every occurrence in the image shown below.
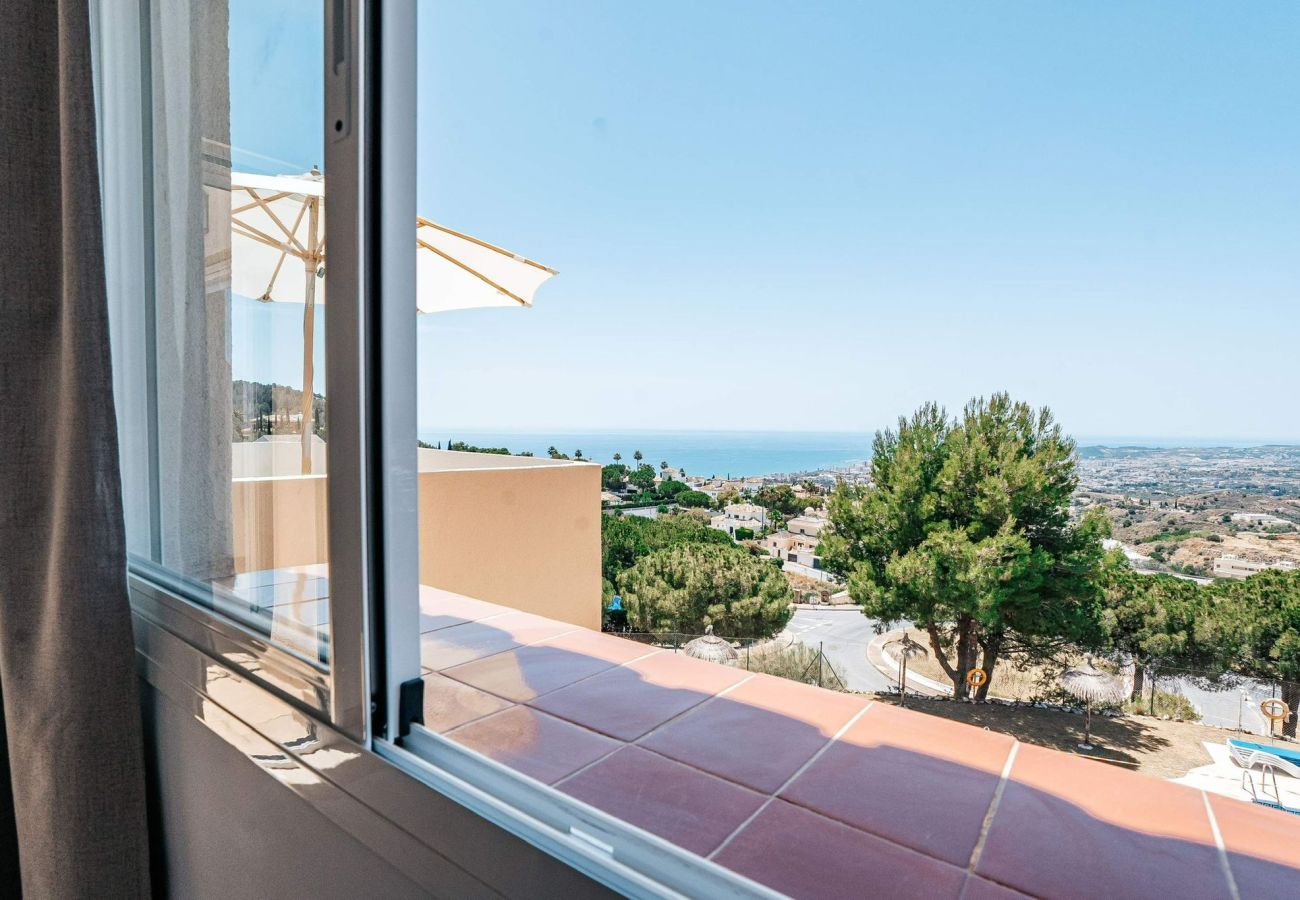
[628,464,657,492]
[1198,569,1300,736]
[754,483,805,518]
[676,490,713,509]
[657,479,689,499]
[618,543,793,638]
[716,488,742,507]
[601,515,650,583]
[822,394,1109,699]
[1095,554,1210,697]
[601,463,628,491]
[448,440,511,455]
[601,511,733,584]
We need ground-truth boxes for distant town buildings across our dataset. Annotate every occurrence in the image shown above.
[786,510,827,540]
[760,507,830,577]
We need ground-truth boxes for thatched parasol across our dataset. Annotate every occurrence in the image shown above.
[684,625,738,664]
[1060,658,1127,749]
[887,634,929,707]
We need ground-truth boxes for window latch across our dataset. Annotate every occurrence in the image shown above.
[397,677,424,738]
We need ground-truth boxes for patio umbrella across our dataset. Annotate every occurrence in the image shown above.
[230,170,557,473]
[684,625,738,664]
[1060,658,1127,750]
[887,634,928,707]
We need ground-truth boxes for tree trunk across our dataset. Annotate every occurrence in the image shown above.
[1282,681,1300,739]
[923,617,982,700]
[953,616,974,700]
[924,621,962,698]
[975,632,1001,702]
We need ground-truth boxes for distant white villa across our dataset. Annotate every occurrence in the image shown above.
[762,508,830,574]
[710,502,768,536]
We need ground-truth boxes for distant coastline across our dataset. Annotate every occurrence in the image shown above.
[417,429,1300,479]
[417,430,871,478]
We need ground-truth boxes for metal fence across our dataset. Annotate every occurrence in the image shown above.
[1135,663,1299,738]
[604,629,848,689]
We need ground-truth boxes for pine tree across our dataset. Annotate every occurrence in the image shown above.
[822,394,1109,699]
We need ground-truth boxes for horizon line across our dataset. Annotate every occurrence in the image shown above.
[416,427,1300,447]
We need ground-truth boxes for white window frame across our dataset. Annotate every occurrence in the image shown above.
[97,3,775,893]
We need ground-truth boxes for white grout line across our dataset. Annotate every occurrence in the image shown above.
[509,645,667,707]
[425,624,585,674]
[632,672,758,746]
[967,741,1019,872]
[432,621,654,733]
[707,700,875,861]
[553,673,760,788]
[417,607,533,636]
[1201,791,1241,900]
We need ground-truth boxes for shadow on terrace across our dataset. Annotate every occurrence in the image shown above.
[412,587,1300,900]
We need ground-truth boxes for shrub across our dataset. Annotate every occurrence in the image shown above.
[657,479,689,499]
[601,511,733,583]
[619,543,793,638]
[676,490,713,508]
[743,643,823,685]
[733,526,755,541]
[1123,689,1201,722]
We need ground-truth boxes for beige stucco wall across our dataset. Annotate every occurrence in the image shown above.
[229,450,601,630]
[416,452,601,630]
[231,475,330,575]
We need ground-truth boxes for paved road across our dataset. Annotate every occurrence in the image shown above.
[788,609,1280,735]
[786,607,894,693]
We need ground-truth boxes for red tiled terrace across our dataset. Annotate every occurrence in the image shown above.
[229,575,1300,898]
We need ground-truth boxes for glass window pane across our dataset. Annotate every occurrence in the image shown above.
[108,0,331,667]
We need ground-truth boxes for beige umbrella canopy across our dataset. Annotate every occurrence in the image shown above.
[1060,658,1127,750]
[684,625,738,664]
[886,634,928,707]
[230,170,557,473]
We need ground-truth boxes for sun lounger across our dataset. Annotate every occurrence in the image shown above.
[1228,738,1300,801]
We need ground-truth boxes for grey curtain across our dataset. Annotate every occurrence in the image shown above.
[0,0,152,896]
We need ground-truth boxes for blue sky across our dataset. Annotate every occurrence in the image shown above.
[230,1,1300,441]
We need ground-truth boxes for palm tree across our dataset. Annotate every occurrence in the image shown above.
[574,449,583,459]
[660,461,668,471]
[633,450,643,464]
[613,452,622,464]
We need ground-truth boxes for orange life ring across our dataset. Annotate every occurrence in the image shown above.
[966,668,988,688]
[1260,698,1291,722]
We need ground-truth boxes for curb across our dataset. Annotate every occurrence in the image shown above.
[866,630,951,697]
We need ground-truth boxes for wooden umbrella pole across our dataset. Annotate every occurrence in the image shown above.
[300,196,319,475]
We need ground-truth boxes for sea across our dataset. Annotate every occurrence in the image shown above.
[415,430,873,478]
[416,430,1300,479]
